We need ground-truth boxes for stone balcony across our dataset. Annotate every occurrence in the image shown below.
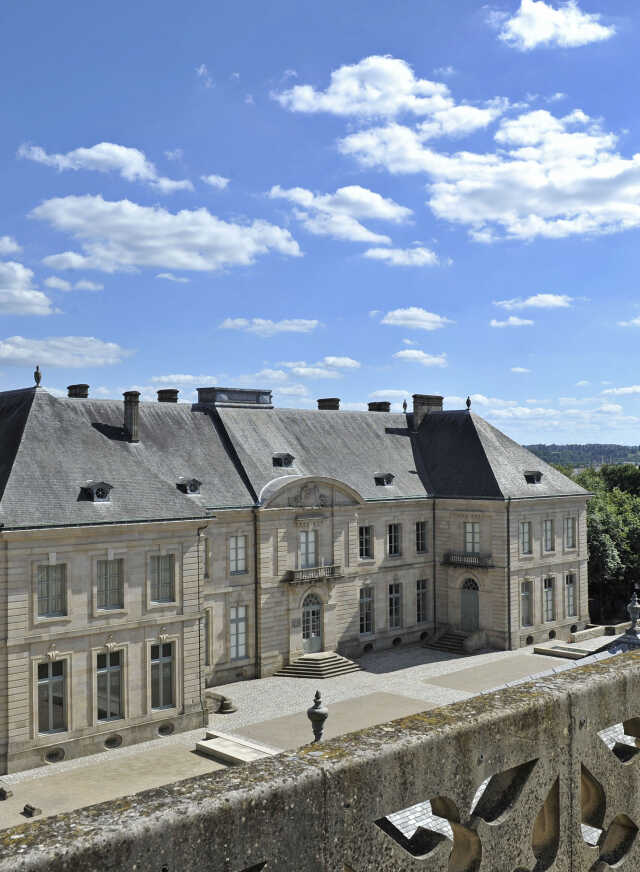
[286,564,343,584]
[443,550,493,568]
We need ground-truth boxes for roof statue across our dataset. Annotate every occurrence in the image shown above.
[402,399,407,412]
[34,365,41,387]
[466,396,471,410]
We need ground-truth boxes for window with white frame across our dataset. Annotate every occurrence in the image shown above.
[229,535,247,574]
[359,587,374,634]
[544,577,555,622]
[543,520,555,553]
[416,521,428,554]
[565,517,577,549]
[150,642,174,709]
[388,582,402,628]
[38,661,66,732]
[566,573,577,617]
[519,521,532,555]
[37,564,67,617]
[464,522,480,554]
[520,579,533,627]
[387,523,401,557]
[416,579,428,624]
[150,554,175,603]
[359,526,373,559]
[230,605,247,659]
[97,558,124,610]
[97,651,123,721]
[298,529,317,569]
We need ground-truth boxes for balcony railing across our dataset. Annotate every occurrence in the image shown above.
[443,550,493,568]
[286,564,342,583]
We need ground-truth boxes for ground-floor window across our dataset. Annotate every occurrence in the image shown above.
[359,587,374,634]
[151,643,174,709]
[416,579,428,624]
[97,651,123,722]
[388,582,402,629]
[520,579,533,627]
[544,577,555,622]
[38,661,66,733]
[230,605,248,660]
[565,573,577,617]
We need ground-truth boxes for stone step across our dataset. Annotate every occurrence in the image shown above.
[195,730,282,765]
[425,632,468,654]
[274,652,361,679]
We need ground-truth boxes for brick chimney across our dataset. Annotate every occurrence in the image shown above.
[157,389,179,403]
[317,398,340,410]
[123,391,140,442]
[67,384,89,398]
[412,394,443,430]
[368,401,391,412]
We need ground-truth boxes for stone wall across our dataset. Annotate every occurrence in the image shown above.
[5,651,640,871]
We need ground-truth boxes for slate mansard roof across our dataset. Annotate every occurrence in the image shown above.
[0,387,587,530]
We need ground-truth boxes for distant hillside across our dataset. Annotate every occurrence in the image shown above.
[525,443,640,468]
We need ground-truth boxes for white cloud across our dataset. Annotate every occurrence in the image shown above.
[196,63,214,88]
[370,389,410,399]
[151,373,217,385]
[402,338,417,345]
[268,184,411,244]
[0,236,21,255]
[494,293,572,309]
[381,306,453,331]
[576,380,590,386]
[0,335,131,367]
[32,195,301,273]
[274,384,309,397]
[164,148,184,161]
[254,368,289,382]
[19,142,192,193]
[289,366,341,379]
[74,280,103,291]
[44,276,72,291]
[0,262,54,315]
[220,317,319,337]
[498,0,615,51]
[490,316,534,327]
[322,356,360,369]
[433,65,456,77]
[602,385,640,396]
[245,94,255,105]
[618,316,640,327]
[511,366,531,373]
[201,174,230,190]
[597,402,623,413]
[363,246,438,267]
[547,91,567,102]
[393,349,447,367]
[156,272,190,283]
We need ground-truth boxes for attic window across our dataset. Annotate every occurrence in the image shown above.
[374,472,395,487]
[177,477,201,495]
[82,481,113,502]
[524,470,543,484]
[273,453,295,468]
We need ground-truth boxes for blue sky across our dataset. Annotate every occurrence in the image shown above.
[1,0,640,442]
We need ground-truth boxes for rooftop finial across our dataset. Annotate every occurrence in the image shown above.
[466,396,471,410]
[34,365,42,387]
[402,399,407,412]
[307,689,328,743]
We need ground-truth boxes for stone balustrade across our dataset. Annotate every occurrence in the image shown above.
[443,550,493,568]
[4,651,640,871]
[287,564,343,583]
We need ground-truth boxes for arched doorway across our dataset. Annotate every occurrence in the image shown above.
[460,579,479,633]
[302,593,323,653]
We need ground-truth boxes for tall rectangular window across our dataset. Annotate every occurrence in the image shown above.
[203,609,211,666]
[359,526,373,559]
[97,651,123,721]
[520,580,533,627]
[230,605,247,659]
[544,577,555,622]
[229,535,247,574]
[150,643,173,709]
[543,520,555,553]
[416,579,428,624]
[565,517,577,549]
[464,522,480,554]
[359,587,373,634]
[150,555,175,603]
[416,521,428,554]
[37,564,67,617]
[388,582,402,628]
[387,523,401,557]
[519,521,532,555]
[298,530,317,569]
[97,558,124,610]
[566,573,577,617]
[38,661,66,732]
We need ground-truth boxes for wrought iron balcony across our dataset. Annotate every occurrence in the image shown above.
[287,564,343,583]
[443,550,493,569]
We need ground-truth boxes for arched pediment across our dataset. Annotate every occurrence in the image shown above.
[259,475,363,509]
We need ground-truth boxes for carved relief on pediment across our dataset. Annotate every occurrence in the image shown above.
[288,483,329,508]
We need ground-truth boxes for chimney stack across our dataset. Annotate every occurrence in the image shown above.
[317,398,340,410]
[157,389,179,403]
[123,391,140,443]
[67,384,89,399]
[412,394,443,430]
[368,401,391,412]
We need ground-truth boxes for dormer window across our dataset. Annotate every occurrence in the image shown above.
[273,453,295,468]
[374,472,395,487]
[177,477,201,495]
[82,480,113,502]
[524,470,543,484]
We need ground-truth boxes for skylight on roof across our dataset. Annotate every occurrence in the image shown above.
[374,472,395,486]
[524,470,543,484]
[273,453,295,468]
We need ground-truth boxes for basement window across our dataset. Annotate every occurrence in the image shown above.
[273,453,295,468]
[81,481,113,502]
[524,470,543,484]
[374,472,395,487]
[177,477,201,495]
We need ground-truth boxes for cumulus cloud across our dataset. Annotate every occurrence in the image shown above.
[220,317,319,337]
[381,306,453,331]
[32,195,301,273]
[576,380,590,386]
[363,246,438,267]
[0,335,131,367]
[151,373,217,385]
[370,389,410,399]
[393,349,447,367]
[44,276,102,292]
[511,366,531,373]
[0,262,54,315]
[602,385,640,396]
[490,316,534,327]
[156,273,190,283]
[196,63,214,88]
[618,316,640,327]
[322,356,360,368]
[498,0,615,51]
[268,184,411,244]
[274,384,309,397]
[74,280,103,291]
[494,293,572,309]
[19,142,192,193]
[201,174,230,189]
[0,236,21,255]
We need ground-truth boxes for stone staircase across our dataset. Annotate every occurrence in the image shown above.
[195,730,282,765]
[275,651,360,679]
[425,630,468,655]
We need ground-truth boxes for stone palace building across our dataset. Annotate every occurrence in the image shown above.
[0,383,589,771]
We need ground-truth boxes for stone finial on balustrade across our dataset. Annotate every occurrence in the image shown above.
[607,586,640,654]
[307,690,328,743]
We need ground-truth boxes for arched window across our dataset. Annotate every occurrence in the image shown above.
[462,578,479,591]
